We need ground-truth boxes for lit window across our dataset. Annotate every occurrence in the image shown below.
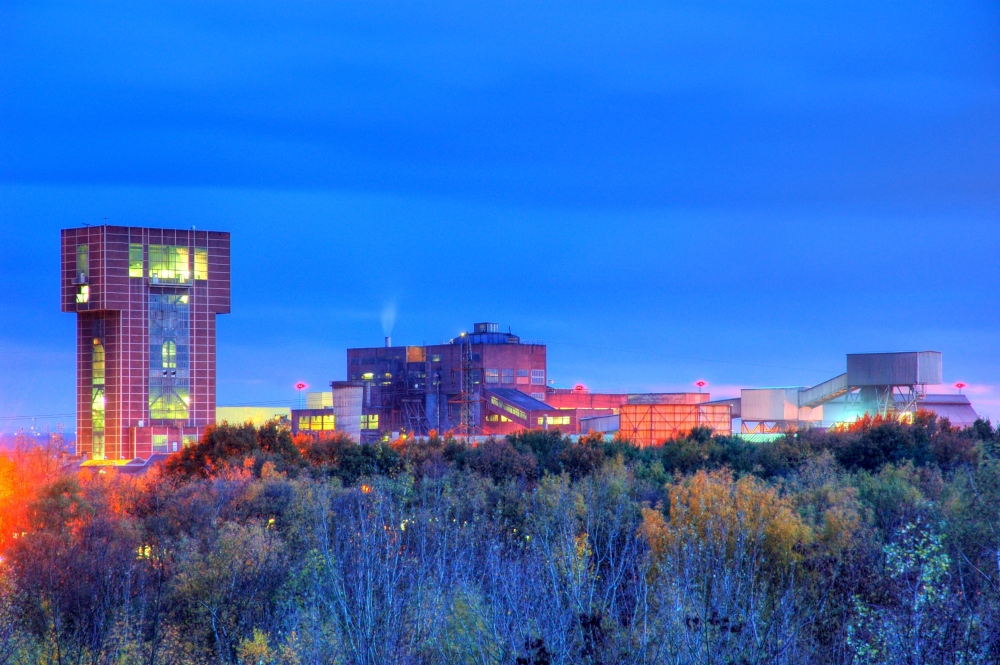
[92,340,106,460]
[152,435,169,453]
[537,416,570,426]
[531,369,545,385]
[361,372,374,380]
[162,341,177,369]
[76,285,90,304]
[298,416,310,431]
[194,248,208,280]
[361,414,380,430]
[92,340,106,386]
[501,369,514,384]
[430,354,442,363]
[76,245,89,282]
[485,368,499,384]
[148,294,190,421]
[148,245,191,283]
[150,388,189,420]
[129,244,143,278]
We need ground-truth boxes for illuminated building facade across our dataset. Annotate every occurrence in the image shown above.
[618,393,733,445]
[344,323,738,442]
[347,322,552,440]
[61,226,230,461]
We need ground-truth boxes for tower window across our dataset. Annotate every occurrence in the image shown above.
[129,244,143,277]
[75,244,88,282]
[162,341,177,369]
[194,248,208,280]
[149,245,191,283]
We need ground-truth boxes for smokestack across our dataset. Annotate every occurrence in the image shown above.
[385,336,391,348]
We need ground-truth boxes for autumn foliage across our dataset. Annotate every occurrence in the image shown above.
[0,416,999,664]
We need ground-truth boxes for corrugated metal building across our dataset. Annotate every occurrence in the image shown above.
[618,393,732,446]
[918,394,979,428]
[846,352,943,386]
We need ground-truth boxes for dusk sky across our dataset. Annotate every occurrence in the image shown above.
[1,0,999,433]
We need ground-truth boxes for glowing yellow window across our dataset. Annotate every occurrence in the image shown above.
[194,248,208,280]
[76,285,90,304]
[175,247,190,282]
[129,244,143,277]
[149,245,191,282]
[92,341,105,385]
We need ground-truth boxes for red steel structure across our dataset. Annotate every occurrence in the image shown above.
[61,226,230,461]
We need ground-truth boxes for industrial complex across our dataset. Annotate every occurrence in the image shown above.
[289,326,976,447]
[61,225,979,462]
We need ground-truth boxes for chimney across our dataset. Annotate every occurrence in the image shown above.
[385,336,391,348]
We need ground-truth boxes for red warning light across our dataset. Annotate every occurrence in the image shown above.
[574,384,586,391]
[695,380,706,388]
[955,382,966,393]
[295,382,307,391]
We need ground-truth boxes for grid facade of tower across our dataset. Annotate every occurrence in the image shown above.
[61,226,230,461]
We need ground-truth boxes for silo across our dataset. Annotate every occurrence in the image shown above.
[331,381,364,442]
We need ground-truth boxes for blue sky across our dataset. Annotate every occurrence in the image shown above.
[1,0,998,432]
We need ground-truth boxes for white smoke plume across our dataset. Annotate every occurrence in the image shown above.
[381,302,396,337]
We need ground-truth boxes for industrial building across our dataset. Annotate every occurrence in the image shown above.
[62,225,230,461]
[290,381,365,441]
[58,225,981,459]
[335,326,981,444]
[735,352,979,432]
[344,323,551,440]
[334,322,728,443]
[215,406,291,429]
[577,393,733,444]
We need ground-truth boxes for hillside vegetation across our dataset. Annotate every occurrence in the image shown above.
[1,414,999,665]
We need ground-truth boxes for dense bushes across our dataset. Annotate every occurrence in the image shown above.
[1,416,999,664]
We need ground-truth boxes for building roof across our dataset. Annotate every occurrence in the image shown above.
[486,388,553,412]
[919,394,979,428]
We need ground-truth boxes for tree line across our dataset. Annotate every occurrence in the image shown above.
[1,413,999,664]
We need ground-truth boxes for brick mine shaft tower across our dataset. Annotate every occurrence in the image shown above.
[62,226,230,461]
